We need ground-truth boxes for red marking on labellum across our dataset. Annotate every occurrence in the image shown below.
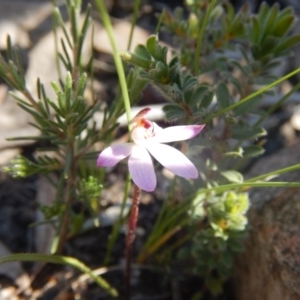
[139,118,152,129]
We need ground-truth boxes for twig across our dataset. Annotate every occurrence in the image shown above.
[55,150,76,254]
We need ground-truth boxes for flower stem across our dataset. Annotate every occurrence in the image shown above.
[125,184,141,300]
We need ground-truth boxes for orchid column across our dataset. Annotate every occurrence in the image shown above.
[97,107,204,294]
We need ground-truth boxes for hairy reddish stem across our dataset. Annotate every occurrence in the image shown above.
[125,184,141,299]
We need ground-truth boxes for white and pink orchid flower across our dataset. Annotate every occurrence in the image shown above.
[97,108,204,192]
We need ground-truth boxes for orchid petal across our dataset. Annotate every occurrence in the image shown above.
[97,143,133,167]
[146,143,198,179]
[131,127,147,145]
[152,125,205,143]
[128,145,156,192]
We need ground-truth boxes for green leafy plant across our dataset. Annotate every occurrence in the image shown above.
[121,1,300,295]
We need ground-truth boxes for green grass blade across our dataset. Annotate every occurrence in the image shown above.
[195,0,217,75]
[197,181,300,195]
[95,0,132,130]
[127,0,140,51]
[0,253,118,297]
[204,67,300,122]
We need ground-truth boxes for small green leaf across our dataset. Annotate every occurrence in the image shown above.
[183,88,193,105]
[230,11,245,37]
[251,16,261,43]
[200,90,214,108]
[65,72,72,111]
[77,5,91,65]
[225,1,234,20]
[277,6,293,21]
[228,73,243,94]
[75,73,87,98]
[163,104,185,121]
[223,147,243,157]
[160,46,168,65]
[70,213,85,235]
[148,67,168,83]
[121,51,152,69]
[146,35,160,61]
[230,60,248,76]
[239,45,250,63]
[182,75,197,90]
[156,61,168,76]
[51,81,61,95]
[232,125,266,140]
[134,44,152,61]
[188,85,210,107]
[169,56,179,69]
[216,82,231,109]
[262,60,281,72]
[242,145,265,157]
[260,36,278,57]
[220,170,244,183]
[272,14,294,37]
[258,2,269,25]
[169,64,181,86]
[263,3,279,38]
[273,35,300,56]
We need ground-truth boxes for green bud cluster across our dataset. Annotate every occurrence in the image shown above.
[40,201,65,221]
[191,192,249,295]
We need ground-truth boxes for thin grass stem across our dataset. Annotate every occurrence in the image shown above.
[95,0,132,130]
[195,0,217,75]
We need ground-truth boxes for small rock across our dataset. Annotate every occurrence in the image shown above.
[0,94,39,149]
[0,240,31,292]
[290,106,300,131]
[93,19,150,53]
[0,148,21,166]
[234,140,300,300]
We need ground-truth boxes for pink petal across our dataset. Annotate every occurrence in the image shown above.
[146,143,198,179]
[97,143,133,167]
[128,146,156,192]
[153,125,205,143]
